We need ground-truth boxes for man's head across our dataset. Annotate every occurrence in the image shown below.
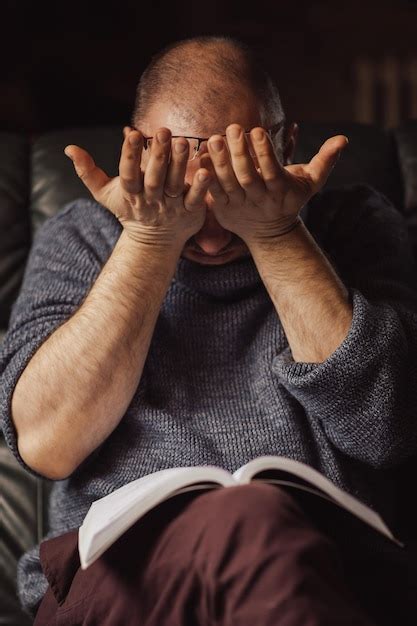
[131,36,297,265]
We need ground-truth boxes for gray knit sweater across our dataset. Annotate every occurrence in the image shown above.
[1,184,417,617]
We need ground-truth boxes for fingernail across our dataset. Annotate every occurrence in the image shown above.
[227,126,241,140]
[209,139,223,152]
[64,149,73,161]
[174,139,188,154]
[156,129,171,144]
[252,128,264,141]
[198,172,209,182]
[128,133,141,147]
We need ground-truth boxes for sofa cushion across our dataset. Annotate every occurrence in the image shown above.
[294,121,404,211]
[0,133,31,330]
[394,120,417,256]
[31,126,122,231]
[0,434,38,625]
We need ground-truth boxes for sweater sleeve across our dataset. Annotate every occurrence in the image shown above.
[0,199,113,478]
[271,184,417,469]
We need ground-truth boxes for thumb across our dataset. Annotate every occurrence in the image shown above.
[308,135,349,191]
[123,126,131,140]
[64,145,110,199]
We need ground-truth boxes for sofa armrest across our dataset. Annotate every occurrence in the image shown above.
[0,432,49,625]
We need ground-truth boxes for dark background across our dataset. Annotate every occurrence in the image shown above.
[1,0,417,135]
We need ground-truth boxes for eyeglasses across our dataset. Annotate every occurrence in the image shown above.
[139,121,285,161]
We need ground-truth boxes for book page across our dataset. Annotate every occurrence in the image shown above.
[78,466,236,570]
[233,456,401,546]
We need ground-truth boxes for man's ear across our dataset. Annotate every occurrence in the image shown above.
[283,122,298,165]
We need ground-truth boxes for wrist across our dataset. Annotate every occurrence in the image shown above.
[245,216,303,250]
[118,227,184,258]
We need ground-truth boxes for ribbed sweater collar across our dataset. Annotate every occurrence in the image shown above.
[173,253,263,300]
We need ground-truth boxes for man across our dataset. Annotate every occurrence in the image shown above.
[1,35,417,625]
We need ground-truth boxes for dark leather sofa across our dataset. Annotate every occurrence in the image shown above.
[1,121,417,625]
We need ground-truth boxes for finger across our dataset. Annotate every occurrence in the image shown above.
[163,138,189,197]
[207,135,243,197]
[64,145,110,199]
[143,128,172,201]
[250,127,289,193]
[225,124,265,201]
[307,135,349,191]
[119,130,144,194]
[184,168,211,211]
[199,153,229,203]
[123,126,131,139]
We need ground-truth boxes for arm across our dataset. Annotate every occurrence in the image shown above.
[203,123,417,469]
[1,126,212,480]
[248,217,353,362]
[11,228,181,480]
[269,186,417,469]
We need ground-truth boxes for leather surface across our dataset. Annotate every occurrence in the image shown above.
[30,126,122,232]
[394,121,417,214]
[294,121,404,212]
[0,435,38,625]
[394,121,417,258]
[0,133,31,330]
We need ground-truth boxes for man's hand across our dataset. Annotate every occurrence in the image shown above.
[64,127,211,248]
[201,124,348,246]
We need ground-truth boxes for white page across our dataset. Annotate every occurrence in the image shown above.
[233,456,402,545]
[78,466,235,569]
[80,484,220,569]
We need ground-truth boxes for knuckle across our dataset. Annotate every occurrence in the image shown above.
[121,175,137,185]
[238,174,255,187]
[224,184,239,195]
[264,173,279,184]
[77,168,89,181]
[145,181,160,194]
[213,158,229,169]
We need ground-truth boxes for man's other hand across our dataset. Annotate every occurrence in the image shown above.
[201,124,348,246]
[63,127,211,248]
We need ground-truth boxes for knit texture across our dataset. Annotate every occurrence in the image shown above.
[1,184,417,617]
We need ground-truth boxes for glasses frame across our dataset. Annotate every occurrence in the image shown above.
[139,120,285,161]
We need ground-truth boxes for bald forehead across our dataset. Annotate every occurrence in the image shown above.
[143,43,263,134]
[141,96,262,137]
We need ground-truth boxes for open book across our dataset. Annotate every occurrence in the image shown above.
[78,455,402,570]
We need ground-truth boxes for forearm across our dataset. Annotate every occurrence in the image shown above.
[249,220,353,362]
[12,229,181,479]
